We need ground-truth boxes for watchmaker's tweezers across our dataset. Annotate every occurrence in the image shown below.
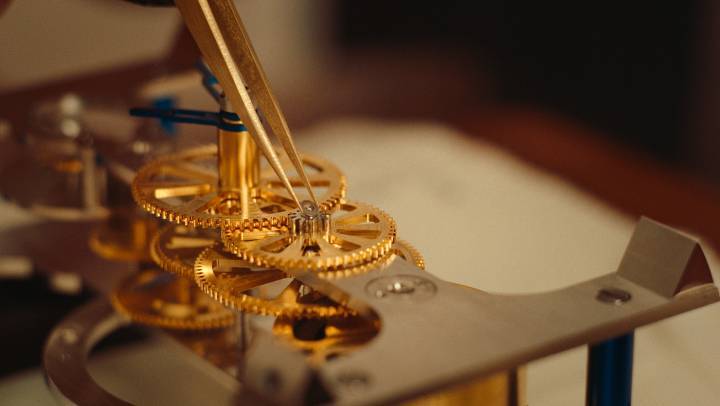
[127,0,319,208]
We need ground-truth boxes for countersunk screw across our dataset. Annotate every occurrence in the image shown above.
[300,200,319,217]
[385,280,415,296]
[596,288,632,305]
[365,275,437,302]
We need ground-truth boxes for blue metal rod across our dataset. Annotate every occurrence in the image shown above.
[586,332,634,406]
[129,108,247,132]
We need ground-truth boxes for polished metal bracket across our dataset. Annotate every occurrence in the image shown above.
[244,218,717,405]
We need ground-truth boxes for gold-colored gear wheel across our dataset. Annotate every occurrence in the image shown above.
[150,224,218,278]
[393,239,425,270]
[194,246,354,318]
[223,201,396,273]
[132,145,345,230]
[270,242,423,361]
[111,268,234,330]
[194,239,423,318]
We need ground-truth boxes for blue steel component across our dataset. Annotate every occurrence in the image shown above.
[129,60,247,132]
[586,332,634,406]
[129,108,247,132]
[197,61,218,85]
[151,97,177,135]
[196,61,223,103]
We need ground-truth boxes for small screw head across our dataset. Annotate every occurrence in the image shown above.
[388,280,415,295]
[300,200,319,218]
[365,275,436,302]
[596,288,632,305]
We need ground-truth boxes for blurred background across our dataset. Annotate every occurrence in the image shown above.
[3,0,720,230]
[1,0,720,404]
[2,0,720,179]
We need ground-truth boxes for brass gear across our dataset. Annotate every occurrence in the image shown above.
[194,240,423,318]
[111,268,234,330]
[194,246,354,318]
[393,239,425,270]
[132,145,345,230]
[150,224,218,278]
[270,243,422,361]
[223,201,396,273]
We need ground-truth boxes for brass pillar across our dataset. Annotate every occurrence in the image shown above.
[217,119,259,192]
[404,368,526,406]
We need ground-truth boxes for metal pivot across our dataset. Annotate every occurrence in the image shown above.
[586,333,634,406]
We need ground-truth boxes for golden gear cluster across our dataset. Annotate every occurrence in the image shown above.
[110,119,425,348]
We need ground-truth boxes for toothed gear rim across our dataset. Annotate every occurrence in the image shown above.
[132,145,346,230]
[150,224,218,278]
[223,201,396,273]
[111,268,234,330]
[194,246,357,318]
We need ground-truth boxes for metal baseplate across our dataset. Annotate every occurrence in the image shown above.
[43,217,718,405]
[242,217,717,405]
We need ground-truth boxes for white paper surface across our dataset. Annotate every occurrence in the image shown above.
[295,119,720,406]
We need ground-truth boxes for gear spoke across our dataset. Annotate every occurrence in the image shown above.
[264,173,331,188]
[275,279,303,302]
[315,238,348,257]
[161,161,218,182]
[166,235,216,250]
[275,237,305,257]
[262,187,299,206]
[229,270,286,293]
[147,182,214,199]
[243,200,264,218]
[177,193,218,214]
[194,247,354,318]
[334,222,381,237]
[333,208,378,226]
[243,234,284,253]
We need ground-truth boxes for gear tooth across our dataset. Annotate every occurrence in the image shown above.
[393,239,425,270]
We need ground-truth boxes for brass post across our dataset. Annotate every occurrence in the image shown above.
[217,118,259,192]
